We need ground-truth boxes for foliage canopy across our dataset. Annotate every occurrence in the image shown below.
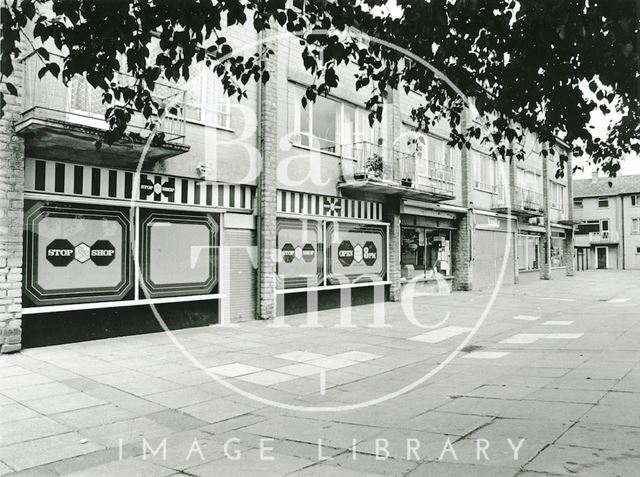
[2,0,639,177]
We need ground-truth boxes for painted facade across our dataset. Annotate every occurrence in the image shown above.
[573,174,640,271]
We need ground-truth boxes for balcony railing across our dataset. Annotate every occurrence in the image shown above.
[340,141,454,198]
[589,231,619,244]
[21,51,186,144]
[493,185,544,215]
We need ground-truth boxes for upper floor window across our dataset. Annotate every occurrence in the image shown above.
[549,182,566,211]
[632,218,640,234]
[631,195,640,207]
[598,197,609,208]
[290,84,384,155]
[474,152,495,192]
[411,134,454,183]
[184,67,231,129]
[573,198,583,208]
[517,168,542,193]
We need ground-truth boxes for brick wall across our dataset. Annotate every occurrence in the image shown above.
[453,109,473,291]
[0,66,25,353]
[383,197,402,301]
[257,31,280,320]
[540,151,552,280]
[564,153,575,277]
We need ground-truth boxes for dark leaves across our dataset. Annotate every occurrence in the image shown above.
[5,82,17,96]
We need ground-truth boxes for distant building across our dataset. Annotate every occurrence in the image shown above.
[573,173,640,270]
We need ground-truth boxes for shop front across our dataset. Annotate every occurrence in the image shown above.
[275,190,388,314]
[517,233,541,272]
[550,228,568,269]
[398,201,460,285]
[22,158,255,346]
[474,213,517,289]
[400,220,453,280]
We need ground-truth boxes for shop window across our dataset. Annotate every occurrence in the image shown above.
[24,201,132,306]
[139,210,219,298]
[551,237,565,267]
[276,218,323,289]
[326,222,387,284]
[598,197,609,208]
[517,234,540,271]
[401,226,451,278]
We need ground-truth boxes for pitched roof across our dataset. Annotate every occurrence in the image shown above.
[573,174,640,198]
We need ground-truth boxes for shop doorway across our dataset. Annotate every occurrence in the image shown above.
[596,246,608,269]
[517,234,540,271]
[401,226,452,278]
[576,248,588,271]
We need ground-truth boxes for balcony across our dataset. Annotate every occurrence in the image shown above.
[492,185,544,217]
[338,141,455,202]
[589,231,619,244]
[15,52,189,167]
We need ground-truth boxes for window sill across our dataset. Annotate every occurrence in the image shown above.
[474,187,496,195]
[185,118,235,133]
[420,175,455,185]
[291,142,341,158]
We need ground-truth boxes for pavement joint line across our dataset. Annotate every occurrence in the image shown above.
[500,333,584,344]
[512,315,541,321]
[607,298,630,304]
[539,297,577,302]
[408,326,472,344]
[462,351,510,360]
[542,321,574,326]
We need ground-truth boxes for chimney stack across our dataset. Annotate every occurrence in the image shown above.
[591,171,598,184]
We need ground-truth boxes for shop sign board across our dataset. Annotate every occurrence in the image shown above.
[45,239,116,267]
[327,222,386,284]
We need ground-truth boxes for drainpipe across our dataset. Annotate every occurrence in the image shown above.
[255,29,265,319]
[621,194,626,270]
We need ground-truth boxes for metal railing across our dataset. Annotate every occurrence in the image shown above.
[493,185,544,214]
[589,231,619,243]
[340,141,454,195]
[21,51,186,143]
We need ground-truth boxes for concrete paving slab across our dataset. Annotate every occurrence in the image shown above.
[0,432,105,471]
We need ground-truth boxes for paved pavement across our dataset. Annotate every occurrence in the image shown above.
[1,270,640,476]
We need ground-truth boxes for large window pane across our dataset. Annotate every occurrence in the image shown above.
[326,222,387,284]
[140,210,218,297]
[312,96,339,152]
[276,218,323,289]
[24,201,132,306]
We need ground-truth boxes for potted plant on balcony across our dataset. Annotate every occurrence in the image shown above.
[401,177,413,187]
[365,153,384,179]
